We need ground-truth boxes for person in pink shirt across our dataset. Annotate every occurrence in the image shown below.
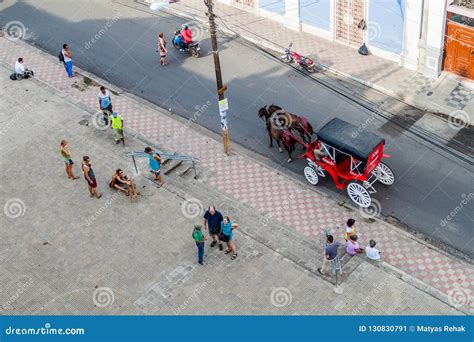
[346,234,364,256]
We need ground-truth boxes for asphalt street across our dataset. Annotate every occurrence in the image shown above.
[0,0,472,257]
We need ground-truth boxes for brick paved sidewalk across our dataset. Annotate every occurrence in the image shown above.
[1,36,472,313]
[158,0,474,125]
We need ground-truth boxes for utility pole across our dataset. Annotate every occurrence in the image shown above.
[204,0,230,154]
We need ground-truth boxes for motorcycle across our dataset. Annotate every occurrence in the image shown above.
[280,43,316,73]
[172,29,200,58]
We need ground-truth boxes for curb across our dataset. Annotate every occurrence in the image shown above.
[3,36,471,313]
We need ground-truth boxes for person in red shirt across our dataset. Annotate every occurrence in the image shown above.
[182,25,193,44]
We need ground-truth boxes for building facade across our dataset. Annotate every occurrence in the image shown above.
[221,0,474,80]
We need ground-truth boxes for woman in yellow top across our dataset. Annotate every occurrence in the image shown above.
[60,140,79,180]
[345,218,356,241]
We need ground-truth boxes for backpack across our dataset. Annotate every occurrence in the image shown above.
[58,51,65,63]
[9,73,17,80]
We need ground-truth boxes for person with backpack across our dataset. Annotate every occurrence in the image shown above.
[60,44,74,78]
[192,225,206,265]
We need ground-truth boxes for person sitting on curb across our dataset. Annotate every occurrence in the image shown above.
[15,57,34,79]
[192,224,207,265]
[109,169,138,199]
[365,239,381,260]
[345,218,357,242]
[346,234,364,256]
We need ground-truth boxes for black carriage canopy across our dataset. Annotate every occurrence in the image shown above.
[317,118,385,162]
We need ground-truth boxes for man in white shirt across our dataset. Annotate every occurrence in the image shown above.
[98,86,113,125]
[14,57,33,79]
[365,239,381,260]
[62,43,73,78]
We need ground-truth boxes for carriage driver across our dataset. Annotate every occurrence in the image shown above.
[312,138,326,161]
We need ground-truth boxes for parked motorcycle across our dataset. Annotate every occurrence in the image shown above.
[172,29,200,58]
[280,43,316,73]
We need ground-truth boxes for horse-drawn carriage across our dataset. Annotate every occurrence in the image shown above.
[301,118,395,207]
[258,105,395,207]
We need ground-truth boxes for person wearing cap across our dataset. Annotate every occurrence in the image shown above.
[109,112,124,144]
[192,224,207,265]
[144,146,164,186]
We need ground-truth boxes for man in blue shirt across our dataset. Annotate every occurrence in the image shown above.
[203,206,224,250]
[144,146,164,186]
[318,235,339,275]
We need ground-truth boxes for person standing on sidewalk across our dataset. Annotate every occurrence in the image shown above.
[157,32,167,66]
[110,112,124,144]
[82,156,102,199]
[318,235,339,276]
[203,206,224,251]
[192,224,206,265]
[220,216,239,260]
[98,86,113,125]
[61,44,74,78]
[144,146,164,186]
[60,140,79,180]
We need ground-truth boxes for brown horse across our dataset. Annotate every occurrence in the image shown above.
[258,106,296,162]
[267,104,314,145]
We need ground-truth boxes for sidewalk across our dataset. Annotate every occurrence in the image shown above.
[158,0,474,126]
[0,36,472,314]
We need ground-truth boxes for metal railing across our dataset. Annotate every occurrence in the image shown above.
[126,151,199,179]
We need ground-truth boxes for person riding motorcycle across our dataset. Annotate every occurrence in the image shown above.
[181,25,193,47]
